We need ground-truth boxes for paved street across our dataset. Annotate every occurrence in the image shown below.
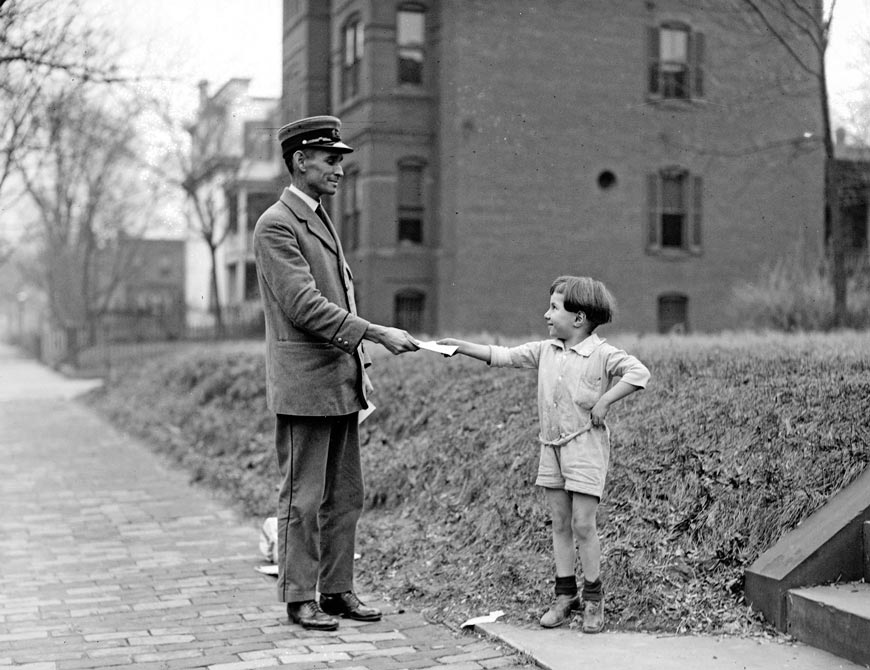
[0,343,529,669]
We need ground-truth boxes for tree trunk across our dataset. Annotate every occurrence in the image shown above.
[208,244,224,338]
[817,21,846,328]
[827,158,847,327]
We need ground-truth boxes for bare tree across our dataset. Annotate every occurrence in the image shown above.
[150,93,239,336]
[0,0,124,202]
[736,0,848,325]
[16,85,153,362]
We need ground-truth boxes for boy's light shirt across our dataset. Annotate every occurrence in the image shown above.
[488,333,650,444]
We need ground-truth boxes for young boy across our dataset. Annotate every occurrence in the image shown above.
[438,276,649,633]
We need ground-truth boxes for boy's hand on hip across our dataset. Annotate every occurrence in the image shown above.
[590,401,610,428]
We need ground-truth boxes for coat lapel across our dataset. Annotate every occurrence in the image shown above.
[278,188,358,315]
[279,189,337,255]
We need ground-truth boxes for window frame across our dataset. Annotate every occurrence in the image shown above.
[243,121,273,161]
[341,166,361,252]
[396,159,426,245]
[246,192,275,236]
[646,167,703,256]
[225,190,239,236]
[657,293,690,334]
[341,15,364,101]
[396,3,426,86]
[647,22,705,102]
[243,261,259,301]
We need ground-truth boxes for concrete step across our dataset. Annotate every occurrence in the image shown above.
[787,582,870,667]
[864,521,869,582]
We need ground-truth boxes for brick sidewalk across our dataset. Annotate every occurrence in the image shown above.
[0,388,531,670]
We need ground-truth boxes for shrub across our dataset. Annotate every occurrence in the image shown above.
[731,250,870,330]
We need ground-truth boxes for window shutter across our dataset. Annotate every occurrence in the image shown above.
[647,26,660,95]
[691,31,705,98]
[647,173,660,248]
[691,175,703,249]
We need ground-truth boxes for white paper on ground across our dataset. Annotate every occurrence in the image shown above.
[460,610,505,628]
[415,340,458,356]
[359,403,376,423]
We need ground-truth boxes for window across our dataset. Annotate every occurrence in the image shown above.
[394,290,425,332]
[647,23,704,100]
[397,161,425,243]
[227,263,239,303]
[244,261,259,301]
[658,294,689,334]
[341,167,361,251]
[243,121,273,160]
[342,16,364,100]
[397,4,425,85]
[247,193,275,234]
[226,191,239,235]
[646,168,702,253]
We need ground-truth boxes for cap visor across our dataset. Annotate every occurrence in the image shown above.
[308,140,354,153]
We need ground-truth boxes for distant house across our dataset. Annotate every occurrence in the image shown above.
[279,0,826,335]
[102,237,186,341]
[185,78,280,327]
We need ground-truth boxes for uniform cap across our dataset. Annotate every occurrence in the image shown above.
[277,115,353,156]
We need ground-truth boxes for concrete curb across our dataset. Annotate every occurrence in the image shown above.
[474,621,866,670]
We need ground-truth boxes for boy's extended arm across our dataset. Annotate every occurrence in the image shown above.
[590,379,642,428]
[436,338,492,364]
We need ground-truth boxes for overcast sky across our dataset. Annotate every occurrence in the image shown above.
[89,0,283,117]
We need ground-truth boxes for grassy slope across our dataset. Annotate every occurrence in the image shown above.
[85,331,870,634]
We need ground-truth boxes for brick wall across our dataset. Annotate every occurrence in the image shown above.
[436,0,823,335]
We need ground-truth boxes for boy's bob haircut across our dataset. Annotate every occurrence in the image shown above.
[549,275,616,328]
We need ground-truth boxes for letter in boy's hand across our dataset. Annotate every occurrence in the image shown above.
[415,340,458,356]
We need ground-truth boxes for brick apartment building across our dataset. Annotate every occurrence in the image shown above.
[277,0,825,335]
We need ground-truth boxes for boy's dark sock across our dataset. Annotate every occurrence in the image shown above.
[582,577,603,602]
[554,575,578,597]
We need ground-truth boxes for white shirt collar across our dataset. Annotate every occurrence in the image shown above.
[549,333,605,357]
[288,184,319,212]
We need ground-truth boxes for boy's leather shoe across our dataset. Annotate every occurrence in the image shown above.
[287,600,339,630]
[582,597,605,633]
[539,594,580,628]
[320,591,382,621]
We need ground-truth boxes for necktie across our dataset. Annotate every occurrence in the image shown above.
[315,204,333,229]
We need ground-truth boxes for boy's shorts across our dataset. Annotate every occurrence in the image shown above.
[535,430,609,499]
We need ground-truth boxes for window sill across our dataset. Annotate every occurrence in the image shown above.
[646,246,703,260]
[391,85,431,99]
[644,96,706,112]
